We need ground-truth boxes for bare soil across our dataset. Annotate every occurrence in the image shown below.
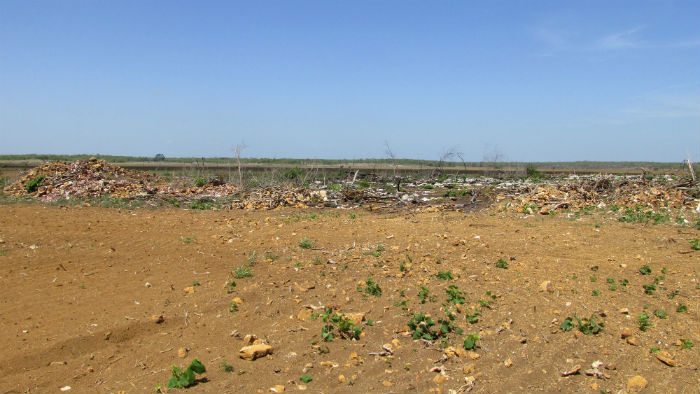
[0,204,698,394]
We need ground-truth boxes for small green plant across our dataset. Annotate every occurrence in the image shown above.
[233,265,253,279]
[462,334,481,350]
[220,359,233,372]
[667,289,679,299]
[247,250,258,266]
[358,178,370,189]
[418,287,430,304]
[690,239,699,250]
[364,244,385,257]
[591,265,599,271]
[315,308,363,341]
[192,280,200,286]
[639,265,651,275]
[349,213,356,220]
[436,271,454,280]
[575,314,605,335]
[408,312,438,340]
[300,374,313,384]
[681,339,693,349]
[264,251,279,260]
[676,303,688,313]
[650,347,659,354]
[637,313,653,331]
[299,237,315,249]
[592,289,600,296]
[465,309,480,324]
[194,177,206,187]
[190,200,212,210]
[653,309,667,319]
[167,358,206,389]
[312,256,322,265]
[590,275,597,282]
[495,259,509,269]
[423,184,434,189]
[363,277,382,297]
[182,236,196,244]
[228,301,238,312]
[445,285,466,304]
[225,280,236,293]
[619,279,629,287]
[559,317,574,332]
[643,282,657,295]
[25,175,45,193]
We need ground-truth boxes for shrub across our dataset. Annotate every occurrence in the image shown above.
[25,175,45,193]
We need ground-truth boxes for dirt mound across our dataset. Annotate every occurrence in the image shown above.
[2,158,164,201]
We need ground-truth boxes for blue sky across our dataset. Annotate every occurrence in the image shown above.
[1,1,698,162]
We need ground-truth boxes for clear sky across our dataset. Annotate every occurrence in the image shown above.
[1,1,698,162]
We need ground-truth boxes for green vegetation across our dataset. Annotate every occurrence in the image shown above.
[25,175,45,193]
[182,236,196,244]
[639,265,651,275]
[314,308,363,341]
[638,313,653,331]
[264,251,279,260]
[463,334,481,350]
[619,206,670,224]
[681,339,694,349]
[167,359,206,389]
[653,309,667,319]
[219,359,233,373]
[300,374,313,384]
[364,244,385,257]
[233,265,253,279]
[435,271,454,280]
[445,285,466,304]
[676,304,688,313]
[194,177,206,187]
[465,309,480,324]
[408,313,438,340]
[418,286,431,304]
[361,277,382,297]
[559,317,574,332]
[690,238,699,250]
[495,259,509,269]
[561,314,604,335]
[299,237,315,249]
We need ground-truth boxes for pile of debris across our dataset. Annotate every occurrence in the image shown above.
[3,158,164,201]
[501,176,698,214]
[233,188,333,210]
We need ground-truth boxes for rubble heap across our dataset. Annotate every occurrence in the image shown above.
[3,158,164,201]
[502,176,698,214]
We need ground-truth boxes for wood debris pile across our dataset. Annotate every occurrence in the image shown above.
[233,188,332,210]
[3,158,164,201]
[502,177,697,214]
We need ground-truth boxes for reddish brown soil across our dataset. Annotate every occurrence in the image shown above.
[0,204,698,394]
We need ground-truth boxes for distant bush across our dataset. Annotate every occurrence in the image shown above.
[25,175,45,193]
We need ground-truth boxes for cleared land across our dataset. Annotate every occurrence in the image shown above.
[0,203,698,393]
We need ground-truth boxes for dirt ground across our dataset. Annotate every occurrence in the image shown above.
[0,203,698,394]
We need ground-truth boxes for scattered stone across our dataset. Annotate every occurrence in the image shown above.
[584,361,606,379]
[626,336,638,346]
[467,351,480,360]
[655,351,676,367]
[561,364,581,376]
[432,374,447,385]
[462,363,475,374]
[504,358,513,367]
[346,312,365,325]
[539,281,553,292]
[619,308,630,314]
[151,314,165,324]
[382,380,394,387]
[463,376,476,392]
[627,375,648,392]
[239,344,273,360]
[243,334,258,345]
[49,361,67,366]
[183,286,195,294]
[444,346,467,358]
[177,347,188,358]
[338,375,346,383]
[302,363,313,373]
[621,327,633,338]
[297,385,307,391]
[297,309,312,321]
[269,385,285,393]
[59,386,71,392]
[232,297,243,305]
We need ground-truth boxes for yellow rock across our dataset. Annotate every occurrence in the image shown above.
[627,375,648,392]
[239,344,274,361]
[337,375,346,383]
[621,327,633,338]
[432,374,446,385]
[382,380,394,387]
[177,347,188,358]
[269,385,285,393]
[183,286,195,294]
[462,363,475,374]
[468,351,480,360]
[297,309,312,321]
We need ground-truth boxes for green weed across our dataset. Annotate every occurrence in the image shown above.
[638,313,653,331]
[463,334,481,350]
[445,285,466,304]
[436,271,454,280]
[495,259,508,269]
[299,237,315,249]
[233,265,253,279]
[167,359,206,389]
